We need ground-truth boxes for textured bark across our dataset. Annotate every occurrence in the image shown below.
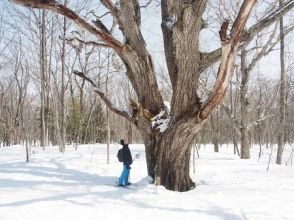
[161,0,207,119]
[211,112,220,153]
[240,50,250,159]
[40,9,49,150]
[276,0,286,165]
[154,118,207,192]
[59,0,67,153]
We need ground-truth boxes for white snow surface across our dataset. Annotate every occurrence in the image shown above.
[0,144,294,220]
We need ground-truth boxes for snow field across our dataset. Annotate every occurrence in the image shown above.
[0,143,293,220]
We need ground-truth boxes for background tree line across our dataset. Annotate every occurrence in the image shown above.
[0,0,293,165]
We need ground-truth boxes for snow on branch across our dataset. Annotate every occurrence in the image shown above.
[151,110,170,133]
[163,14,176,30]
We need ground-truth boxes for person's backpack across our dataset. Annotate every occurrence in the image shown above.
[117,149,123,162]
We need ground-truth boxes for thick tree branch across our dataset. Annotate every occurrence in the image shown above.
[73,70,137,125]
[120,0,146,56]
[161,0,209,121]
[100,0,123,30]
[199,0,256,120]
[199,48,222,72]
[116,0,163,115]
[12,0,123,52]
[201,0,294,72]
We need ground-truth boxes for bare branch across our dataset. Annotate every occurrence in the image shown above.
[120,0,146,56]
[199,0,256,120]
[198,81,240,135]
[12,0,123,52]
[248,23,294,72]
[246,23,278,72]
[140,0,153,9]
[248,114,274,130]
[60,36,112,50]
[243,0,294,44]
[199,48,222,72]
[73,70,137,125]
[202,0,294,71]
[100,0,123,30]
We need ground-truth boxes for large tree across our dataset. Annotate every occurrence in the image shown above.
[12,0,294,191]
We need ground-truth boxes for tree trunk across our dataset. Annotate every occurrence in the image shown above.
[141,119,207,192]
[40,9,49,150]
[276,0,286,165]
[59,0,68,153]
[240,49,250,159]
[40,9,46,150]
[141,133,158,179]
[229,80,240,156]
[127,121,133,144]
[106,75,110,164]
[211,110,220,153]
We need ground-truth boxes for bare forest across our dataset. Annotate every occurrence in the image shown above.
[0,0,293,192]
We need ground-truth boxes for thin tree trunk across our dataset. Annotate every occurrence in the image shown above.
[106,75,110,164]
[40,9,50,149]
[276,0,286,165]
[59,0,68,153]
[211,111,219,152]
[229,81,239,155]
[40,9,46,150]
[240,49,250,159]
[127,121,133,144]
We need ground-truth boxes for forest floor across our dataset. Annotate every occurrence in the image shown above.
[0,143,294,220]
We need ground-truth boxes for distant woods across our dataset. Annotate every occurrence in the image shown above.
[0,0,293,154]
[0,3,139,149]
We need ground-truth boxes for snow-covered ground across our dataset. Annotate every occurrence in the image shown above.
[0,143,293,220]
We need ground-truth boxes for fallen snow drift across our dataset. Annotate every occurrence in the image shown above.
[0,144,293,220]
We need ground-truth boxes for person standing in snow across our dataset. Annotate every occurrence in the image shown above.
[118,139,133,186]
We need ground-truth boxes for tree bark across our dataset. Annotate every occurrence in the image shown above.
[211,112,220,153]
[40,9,48,150]
[59,0,68,153]
[106,75,110,164]
[153,118,207,192]
[276,0,286,165]
[240,49,250,159]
